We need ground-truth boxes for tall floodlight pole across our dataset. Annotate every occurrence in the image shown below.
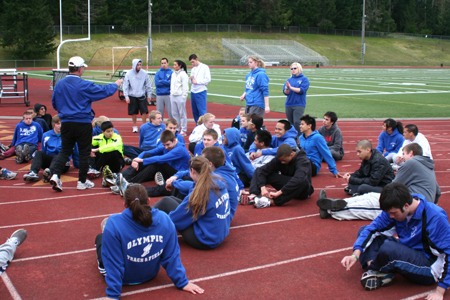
[148,0,153,69]
[361,0,366,65]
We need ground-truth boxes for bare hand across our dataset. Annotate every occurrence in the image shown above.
[125,97,130,104]
[265,106,270,113]
[286,81,291,89]
[182,282,204,294]
[115,78,123,87]
[269,190,282,199]
[260,186,270,198]
[426,287,445,300]
[341,255,358,271]
[240,94,245,101]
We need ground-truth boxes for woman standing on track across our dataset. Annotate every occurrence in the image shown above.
[170,60,189,136]
[95,184,203,298]
[154,156,231,250]
[240,55,270,118]
[283,62,310,134]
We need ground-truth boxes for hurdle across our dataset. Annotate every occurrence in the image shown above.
[0,69,30,106]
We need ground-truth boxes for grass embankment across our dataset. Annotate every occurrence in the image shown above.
[1,32,450,67]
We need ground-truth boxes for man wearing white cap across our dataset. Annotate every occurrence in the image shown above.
[49,56,122,191]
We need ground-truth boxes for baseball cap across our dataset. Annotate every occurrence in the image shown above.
[68,56,88,68]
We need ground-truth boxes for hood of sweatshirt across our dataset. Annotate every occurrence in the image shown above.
[131,58,142,73]
[413,155,435,171]
[224,127,240,148]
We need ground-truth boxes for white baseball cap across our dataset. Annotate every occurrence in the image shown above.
[68,56,88,68]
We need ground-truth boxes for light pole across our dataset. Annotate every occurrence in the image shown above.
[147,0,152,68]
[361,0,366,65]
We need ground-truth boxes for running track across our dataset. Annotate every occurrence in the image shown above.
[0,78,449,299]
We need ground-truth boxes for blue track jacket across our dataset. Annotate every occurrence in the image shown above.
[354,194,450,290]
[102,208,189,298]
[169,179,230,248]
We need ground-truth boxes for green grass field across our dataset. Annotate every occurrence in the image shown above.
[27,67,450,118]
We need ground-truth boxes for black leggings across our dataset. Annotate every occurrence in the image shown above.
[153,196,210,250]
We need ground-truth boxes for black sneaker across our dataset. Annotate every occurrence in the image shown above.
[9,229,27,246]
[124,157,132,165]
[344,186,352,195]
[15,145,24,164]
[43,168,52,183]
[23,144,32,162]
[316,198,347,211]
[360,270,394,291]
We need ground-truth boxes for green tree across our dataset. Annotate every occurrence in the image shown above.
[0,0,56,59]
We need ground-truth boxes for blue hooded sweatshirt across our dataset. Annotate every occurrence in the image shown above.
[42,129,79,167]
[244,68,269,109]
[139,122,166,150]
[282,73,310,107]
[102,208,189,298]
[169,179,230,248]
[214,163,241,220]
[376,128,404,157]
[223,128,254,179]
[249,126,298,156]
[299,130,338,175]
[154,67,173,96]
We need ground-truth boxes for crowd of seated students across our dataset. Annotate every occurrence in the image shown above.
[1,103,442,298]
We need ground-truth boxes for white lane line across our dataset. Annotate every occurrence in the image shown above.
[12,213,321,261]
[1,272,23,300]
[0,214,111,229]
[0,191,112,206]
[90,246,353,299]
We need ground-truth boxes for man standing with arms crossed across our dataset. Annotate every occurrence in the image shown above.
[189,54,211,125]
[50,56,122,191]
[123,59,153,133]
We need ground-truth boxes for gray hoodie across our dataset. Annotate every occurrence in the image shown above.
[393,155,441,203]
[123,58,152,98]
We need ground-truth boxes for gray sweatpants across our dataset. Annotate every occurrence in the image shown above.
[0,238,18,274]
[330,192,382,221]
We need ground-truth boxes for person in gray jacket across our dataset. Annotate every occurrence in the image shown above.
[123,59,152,133]
[318,111,344,161]
[318,143,440,220]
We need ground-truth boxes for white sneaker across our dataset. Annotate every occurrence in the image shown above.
[132,126,138,133]
[50,174,63,192]
[254,196,271,208]
[77,179,95,190]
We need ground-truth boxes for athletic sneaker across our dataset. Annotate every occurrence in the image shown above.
[87,167,101,179]
[124,157,132,165]
[0,168,17,180]
[43,168,52,183]
[360,270,395,291]
[8,229,27,246]
[154,171,165,186]
[253,196,271,208]
[23,144,32,162]
[77,179,95,190]
[132,126,138,133]
[23,171,40,182]
[102,165,116,186]
[0,142,7,153]
[50,174,63,192]
[15,144,24,164]
[116,173,129,197]
[110,185,120,195]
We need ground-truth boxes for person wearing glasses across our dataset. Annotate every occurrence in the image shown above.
[282,62,310,135]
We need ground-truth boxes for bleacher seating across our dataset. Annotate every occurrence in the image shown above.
[223,39,329,66]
